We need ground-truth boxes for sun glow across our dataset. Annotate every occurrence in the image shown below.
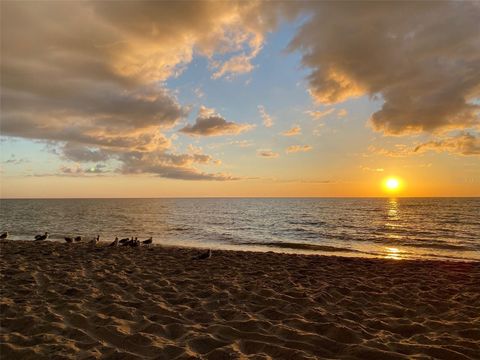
[383,177,401,192]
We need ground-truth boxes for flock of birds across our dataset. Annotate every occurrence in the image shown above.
[0,231,212,259]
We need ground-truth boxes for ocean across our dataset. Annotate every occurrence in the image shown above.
[1,198,479,261]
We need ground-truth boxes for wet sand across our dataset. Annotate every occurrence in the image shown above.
[1,240,479,359]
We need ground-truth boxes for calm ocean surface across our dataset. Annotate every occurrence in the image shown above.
[1,198,479,261]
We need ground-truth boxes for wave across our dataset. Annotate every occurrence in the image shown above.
[237,241,359,253]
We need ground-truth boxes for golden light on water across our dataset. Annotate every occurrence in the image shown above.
[385,247,401,260]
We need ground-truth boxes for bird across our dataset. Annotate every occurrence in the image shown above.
[108,237,119,247]
[119,237,130,244]
[74,236,82,242]
[34,232,49,241]
[89,235,100,245]
[142,237,153,245]
[130,239,140,247]
[64,237,73,243]
[193,249,212,260]
[0,232,8,239]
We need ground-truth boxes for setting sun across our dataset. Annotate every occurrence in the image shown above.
[384,177,401,192]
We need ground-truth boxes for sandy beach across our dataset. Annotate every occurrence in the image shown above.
[1,240,479,359]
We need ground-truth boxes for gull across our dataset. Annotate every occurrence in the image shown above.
[74,236,82,242]
[64,237,73,243]
[193,249,212,260]
[0,232,8,239]
[34,232,49,241]
[120,238,133,246]
[130,239,140,247]
[108,237,119,247]
[119,237,130,244]
[89,235,100,245]
[142,237,153,245]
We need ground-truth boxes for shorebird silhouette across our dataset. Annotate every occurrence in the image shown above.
[193,249,212,260]
[74,236,82,242]
[120,238,132,246]
[89,235,100,244]
[34,232,49,241]
[119,237,130,244]
[108,237,119,247]
[129,238,140,247]
[142,237,153,245]
[64,237,73,243]
[0,232,8,239]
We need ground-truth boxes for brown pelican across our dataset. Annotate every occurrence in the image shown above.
[142,237,153,245]
[34,232,49,241]
[108,237,119,247]
[64,237,73,243]
[0,232,8,239]
[193,249,212,260]
[74,236,82,242]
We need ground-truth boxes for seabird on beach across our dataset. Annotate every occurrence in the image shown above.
[74,236,82,242]
[89,235,100,244]
[142,237,153,245]
[108,237,119,247]
[64,237,73,243]
[130,239,140,247]
[34,232,49,241]
[119,237,130,244]
[120,238,132,246]
[193,249,212,260]
[0,232,8,239]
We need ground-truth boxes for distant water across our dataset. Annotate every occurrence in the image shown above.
[1,198,479,261]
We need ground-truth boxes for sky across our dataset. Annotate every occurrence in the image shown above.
[1,1,479,198]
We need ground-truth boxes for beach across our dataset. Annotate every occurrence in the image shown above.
[1,240,479,359]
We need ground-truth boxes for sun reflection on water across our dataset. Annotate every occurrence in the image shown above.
[385,247,402,260]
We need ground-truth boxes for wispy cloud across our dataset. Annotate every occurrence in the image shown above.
[257,149,279,158]
[281,126,301,137]
[305,108,335,120]
[258,105,274,128]
[414,132,480,156]
[286,145,312,154]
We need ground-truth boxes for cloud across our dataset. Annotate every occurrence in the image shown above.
[118,150,238,180]
[258,105,274,127]
[361,167,385,173]
[257,149,279,158]
[2,155,29,165]
[1,2,274,180]
[286,1,480,134]
[414,132,480,156]
[367,144,413,158]
[59,164,108,176]
[337,109,348,118]
[305,108,336,120]
[281,126,301,137]
[61,143,110,163]
[212,53,256,80]
[180,106,253,136]
[286,145,312,154]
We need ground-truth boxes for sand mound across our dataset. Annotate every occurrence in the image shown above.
[1,240,479,359]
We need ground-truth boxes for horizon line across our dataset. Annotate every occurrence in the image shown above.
[1,196,479,200]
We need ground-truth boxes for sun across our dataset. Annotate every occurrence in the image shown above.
[383,177,401,192]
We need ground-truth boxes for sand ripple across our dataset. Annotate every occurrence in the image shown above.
[1,240,479,359]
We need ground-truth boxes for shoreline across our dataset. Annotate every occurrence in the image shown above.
[1,240,479,359]
[2,238,478,263]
